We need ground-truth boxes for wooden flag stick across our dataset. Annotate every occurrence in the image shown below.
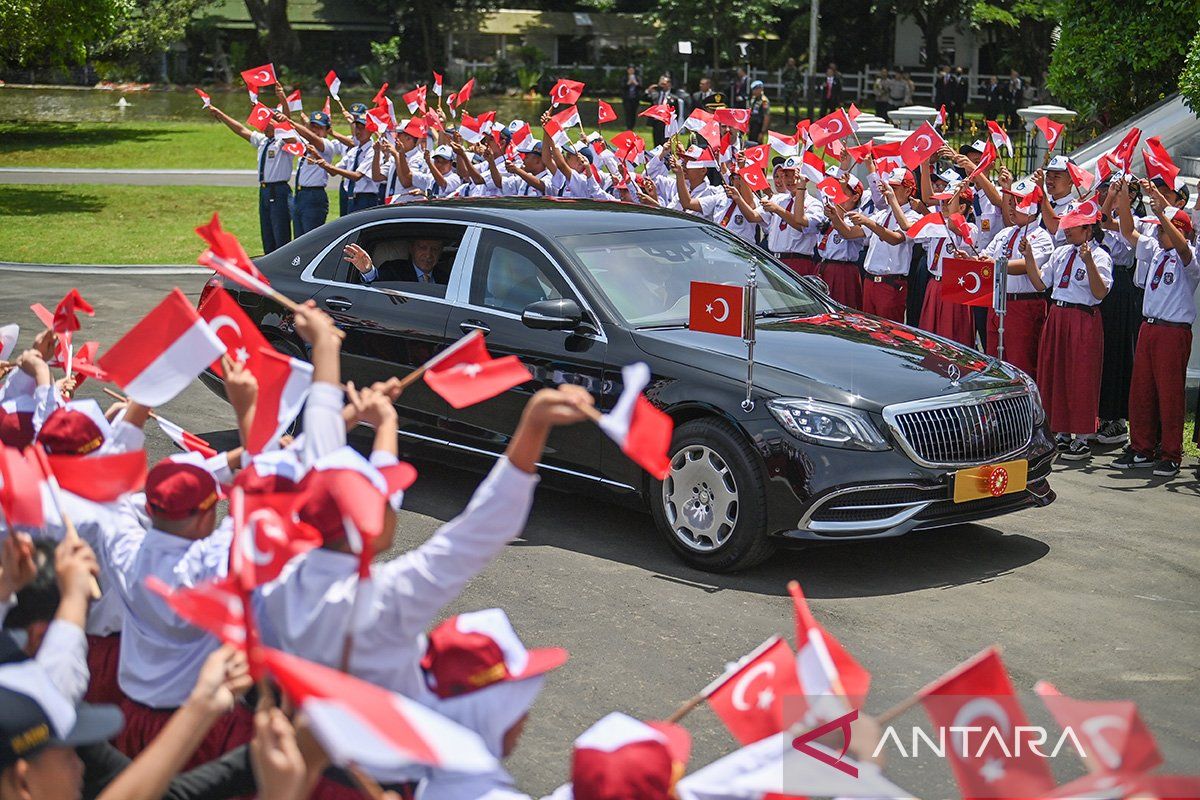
[347,763,386,800]
[875,691,923,725]
[34,453,101,600]
[665,692,706,724]
[102,387,162,421]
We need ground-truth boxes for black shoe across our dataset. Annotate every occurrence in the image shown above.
[1112,449,1154,469]
[1060,438,1091,461]
[1152,460,1180,478]
[1095,419,1129,445]
[1054,433,1071,451]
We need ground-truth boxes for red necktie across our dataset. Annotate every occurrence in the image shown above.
[721,200,737,226]
[1005,227,1021,257]
[780,198,794,231]
[1149,252,1171,289]
[932,239,945,271]
[1057,250,1078,289]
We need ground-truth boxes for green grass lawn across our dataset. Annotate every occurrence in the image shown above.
[0,121,256,170]
[1185,413,1199,459]
[0,183,336,263]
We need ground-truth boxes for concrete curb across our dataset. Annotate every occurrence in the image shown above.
[0,261,207,275]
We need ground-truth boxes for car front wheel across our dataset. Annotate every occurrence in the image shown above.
[650,418,775,572]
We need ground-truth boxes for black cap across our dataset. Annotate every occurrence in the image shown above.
[0,661,123,769]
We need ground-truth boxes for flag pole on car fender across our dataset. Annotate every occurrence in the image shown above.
[742,259,757,413]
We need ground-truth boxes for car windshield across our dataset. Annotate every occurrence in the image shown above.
[557,225,826,328]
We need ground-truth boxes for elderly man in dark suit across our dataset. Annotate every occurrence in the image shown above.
[343,237,450,285]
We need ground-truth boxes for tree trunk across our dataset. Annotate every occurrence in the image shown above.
[921,16,941,67]
[244,0,299,66]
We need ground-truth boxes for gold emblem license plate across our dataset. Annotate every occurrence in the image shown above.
[953,459,1028,503]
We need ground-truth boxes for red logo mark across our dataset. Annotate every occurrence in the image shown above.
[791,708,859,778]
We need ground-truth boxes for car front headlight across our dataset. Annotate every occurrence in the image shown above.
[767,398,890,451]
[1016,370,1046,425]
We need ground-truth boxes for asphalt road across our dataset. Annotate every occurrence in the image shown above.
[0,167,257,187]
[3,269,1197,796]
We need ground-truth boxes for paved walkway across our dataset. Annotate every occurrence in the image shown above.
[0,167,256,187]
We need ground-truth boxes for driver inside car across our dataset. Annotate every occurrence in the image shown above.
[343,237,451,286]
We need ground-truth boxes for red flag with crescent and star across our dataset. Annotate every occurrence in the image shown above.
[688,281,745,337]
[705,636,802,745]
[423,331,533,409]
[942,258,994,308]
[197,285,272,379]
[899,122,945,169]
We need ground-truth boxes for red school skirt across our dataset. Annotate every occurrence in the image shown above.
[85,633,124,706]
[778,253,820,277]
[115,696,254,770]
[918,278,976,348]
[861,275,908,323]
[987,296,1048,381]
[817,260,863,309]
[1036,303,1104,435]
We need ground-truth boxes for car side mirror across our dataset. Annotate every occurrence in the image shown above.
[522,298,583,331]
[799,274,831,297]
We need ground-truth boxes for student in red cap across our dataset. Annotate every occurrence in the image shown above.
[1031,206,1114,461]
[1111,179,1198,478]
[548,712,690,800]
[0,339,60,450]
[834,161,921,322]
[414,608,568,799]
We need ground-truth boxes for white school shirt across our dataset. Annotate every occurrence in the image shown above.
[1046,243,1113,306]
[296,137,345,189]
[816,223,865,262]
[559,169,609,200]
[982,222,1054,294]
[974,192,1004,248]
[862,203,921,276]
[412,168,463,198]
[712,197,759,243]
[249,131,294,183]
[671,180,724,217]
[926,222,979,278]
[762,193,824,254]
[1134,237,1199,325]
[340,140,379,195]
[502,169,549,197]
[255,456,539,698]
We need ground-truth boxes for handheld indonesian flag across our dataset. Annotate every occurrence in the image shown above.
[810,108,854,146]
[155,415,217,459]
[245,347,313,454]
[816,176,850,205]
[0,445,50,528]
[906,212,951,241]
[787,581,870,724]
[431,71,443,97]
[1066,159,1095,191]
[682,145,718,169]
[1034,116,1063,150]
[264,647,499,775]
[737,166,769,193]
[918,647,1056,800]
[286,89,302,112]
[423,331,532,410]
[509,123,534,153]
[639,104,675,125]
[942,257,994,307]
[458,113,486,144]
[899,121,944,169]
[598,362,673,481]
[96,289,226,407]
[240,63,277,88]
[1142,136,1179,187]
[229,488,320,592]
[689,281,745,337]
[596,99,616,125]
[246,103,273,132]
[324,70,341,100]
[44,449,147,503]
[543,118,571,148]
[198,285,271,378]
[551,104,581,130]
[1034,681,1162,776]
[704,636,802,746]
[714,107,750,133]
[403,86,427,114]
[800,150,827,183]
[986,120,1013,157]
[768,131,800,157]
[195,213,275,299]
[1110,127,1142,170]
[455,77,475,107]
[195,88,211,108]
[550,78,585,106]
[936,104,948,128]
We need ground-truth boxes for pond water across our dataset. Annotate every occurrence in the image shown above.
[0,85,558,124]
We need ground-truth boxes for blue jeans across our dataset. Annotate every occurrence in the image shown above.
[259,182,292,253]
[292,187,329,238]
[348,193,380,213]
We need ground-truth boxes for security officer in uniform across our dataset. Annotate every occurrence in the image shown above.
[206,101,295,253]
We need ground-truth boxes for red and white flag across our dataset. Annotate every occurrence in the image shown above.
[195,213,275,299]
[906,211,951,241]
[598,362,673,481]
[800,150,827,183]
[146,575,250,650]
[768,131,800,157]
[0,324,18,362]
[264,647,498,775]
[919,647,1056,800]
[45,449,147,503]
[324,70,341,100]
[816,176,849,205]
[689,281,744,338]
[1142,136,1179,187]
[611,130,645,163]
[1034,116,1063,150]
[550,78,585,106]
[639,104,675,125]
[788,581,870,725]
[241,63,277,88]
[899,121,945,169]
[155,415,217,459]
[281,141,304,157]
[458,113,486,144]
[97,289,226,407]
[455,78,475,107]
[551,105,581,130]
[1067,160,1095,191]
[246,103,273,132]
[683,145,718,169]
[714,107,750,133]
[0,445,50,528]
[195,88,211,108]
[942,257,995,308]
[543,119,570,148]
[229,488,320,592]
[1034,681,1162,775]
[936,104,948,128]
[423,331,532,410]
[198,285,271,379]
[986,120,1012,157]
[1096,151,1122,183]
[431,72,443,97]
[245,346,312,454]
[321,95,331,117]
[286,89,302,112]
[403,86,427,114]
[372,82,389,107]
[271,118,297,141]
[810,109,854,146]
[705,636,802,746]
[596,99,616,125]
[684,108,720,147]
[969,139,999,180]
[509,122,534,152]
[737,167,769,193]
[1110,127,1141,170]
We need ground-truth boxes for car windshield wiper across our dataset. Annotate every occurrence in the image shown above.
[636,322,689,330]
[755,309,808,319]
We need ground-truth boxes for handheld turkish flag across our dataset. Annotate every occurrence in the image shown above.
[198,285,272,379]
[1034,681,1162,775]
[986,120,1013,157]
[598,362,673,481]
[684,108,721,147]
[1067,160,1095,191]
[240,63,277,88]
[246,103,272,132]
[705,636,803,746]
[97,289,226,407]
[455,77,475,107]
[246,347,313,454]
[942,258,994,308]
[596,99,616,125]
[403,86,427,114]
[48,289,93,335]
[1059,198,1102,230]
[229,488,320,592]
[1142,136,1179,186]
[846,141,873,163]
[810,109,854,146]
[146,575,252,651]
[423,331,532,410]
[816,176,849,205]
[919,647,1055,800]
[742,144,768,172]
[45,450,147,503]
[263,647,499,775]
[689,281,745,337]
[788,581,870,724]
[155,415,217,459]
[969,139,999,181]
[611,130,645,163]
[1110,127,1142,170]
[324,70,341,100]
[286,89,302,112]
[550,78,585,106]
[0,445,50,528]
[195,88,211,108]
[899,122,944,169]
[195,213,275,298]
[738,166,769,193]
[715,107,750,132]
[639,104,675,125]
[1034,116,1063,150]
[906,211,952,241]
[281,140,304,157]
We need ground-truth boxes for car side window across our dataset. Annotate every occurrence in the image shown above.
[469,230,569,315]
[316,222,467,298]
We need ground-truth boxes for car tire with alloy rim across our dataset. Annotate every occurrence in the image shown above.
[649,417,775,573]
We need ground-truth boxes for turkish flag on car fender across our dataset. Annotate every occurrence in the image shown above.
[689,281,745,338]
[423,331,533,410]
[705,636,803,746]
[941,258,994,308]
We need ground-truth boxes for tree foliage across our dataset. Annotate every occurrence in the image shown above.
[1047,0,1200,124]
[0,0,131,68]
[652,0,789,70]
[1180,24,1200,114]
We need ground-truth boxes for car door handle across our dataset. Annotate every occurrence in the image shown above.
[324,297,353,311]
[459,320,490,336]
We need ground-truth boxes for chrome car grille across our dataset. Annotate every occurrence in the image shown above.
[884,389,1035,467]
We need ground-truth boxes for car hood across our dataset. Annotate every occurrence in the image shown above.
[634,311,1022,409]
